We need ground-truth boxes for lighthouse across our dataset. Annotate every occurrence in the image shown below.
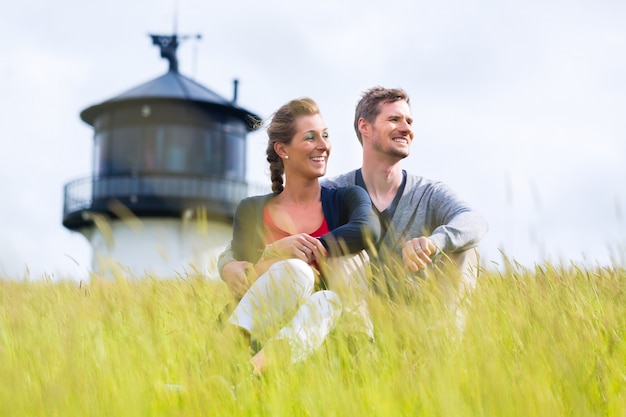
[62,34,263,278]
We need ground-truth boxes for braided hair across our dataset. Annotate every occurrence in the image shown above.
[266,97,320,193]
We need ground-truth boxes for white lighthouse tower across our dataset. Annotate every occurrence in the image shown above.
[62,35,263,278]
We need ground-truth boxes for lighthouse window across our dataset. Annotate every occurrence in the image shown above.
[93,120,247,178]
[224,133,245,179]
[110,127,142,175]
[142,126,165,172]
[187,127,205,175]
[93,132,108,176]
[166,135,188,173]
[203,130,223,175]
[162,126,203,174]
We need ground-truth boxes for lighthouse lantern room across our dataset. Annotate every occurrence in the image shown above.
[62,34,262,278]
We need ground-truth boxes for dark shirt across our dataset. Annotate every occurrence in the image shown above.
[355,168,407,246]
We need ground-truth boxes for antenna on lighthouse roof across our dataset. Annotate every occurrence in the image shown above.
[150,0,202,75]
[173,0,179,35]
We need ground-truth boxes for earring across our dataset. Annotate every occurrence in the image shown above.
[284,155,289,159]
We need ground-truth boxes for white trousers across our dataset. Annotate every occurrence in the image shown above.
[228,259,341,363]
[229,254,372,364]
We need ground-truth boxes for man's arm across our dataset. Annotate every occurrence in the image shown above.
[423,183,489,253]
[397,180,488,271]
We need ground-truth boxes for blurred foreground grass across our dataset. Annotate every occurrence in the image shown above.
[1,263,625,416]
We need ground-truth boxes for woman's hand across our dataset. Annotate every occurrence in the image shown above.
[267,233,327,265]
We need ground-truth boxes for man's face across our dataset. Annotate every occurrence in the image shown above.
[364,100,414,160]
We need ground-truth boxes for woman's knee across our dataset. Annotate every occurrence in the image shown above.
[324,251,371,297]
[268,259,316,289]
[309,290,343,318]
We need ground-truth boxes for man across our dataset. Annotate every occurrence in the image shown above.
[219,86,488,303]
[322,86,488,302]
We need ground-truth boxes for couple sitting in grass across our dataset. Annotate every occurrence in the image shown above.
[218,87,488,375]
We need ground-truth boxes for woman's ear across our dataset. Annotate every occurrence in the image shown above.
[274,142,288,159]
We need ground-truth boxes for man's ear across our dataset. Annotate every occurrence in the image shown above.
[357,118,370,137]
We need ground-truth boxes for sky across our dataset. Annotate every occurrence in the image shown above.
[1,0,625,280]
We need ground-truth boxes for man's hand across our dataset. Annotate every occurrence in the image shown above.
[402,237,436,272]
[221,261,253,300]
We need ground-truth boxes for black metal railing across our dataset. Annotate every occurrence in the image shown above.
[63,173,270,219]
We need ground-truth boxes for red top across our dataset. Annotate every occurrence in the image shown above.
[263,206,330,243]
[263,206,330,271]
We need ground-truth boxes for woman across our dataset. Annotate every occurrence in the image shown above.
[222,97,380,374]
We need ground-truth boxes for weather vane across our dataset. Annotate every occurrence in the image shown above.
[150,33,201,73]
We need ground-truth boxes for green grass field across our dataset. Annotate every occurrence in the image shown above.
[1,262,625,416]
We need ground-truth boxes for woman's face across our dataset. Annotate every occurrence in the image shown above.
[282,113,331,180]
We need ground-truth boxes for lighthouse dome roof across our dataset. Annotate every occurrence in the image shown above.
[80,70,261,131]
